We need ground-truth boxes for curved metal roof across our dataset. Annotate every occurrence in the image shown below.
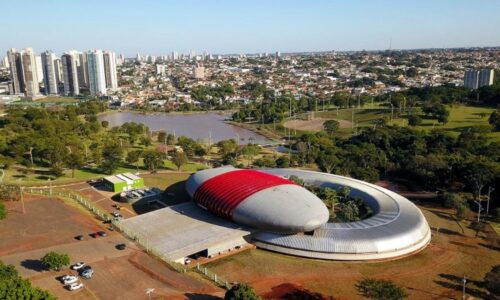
[252,169,431,260]
[186,167,329,233]
[192,169,293,219]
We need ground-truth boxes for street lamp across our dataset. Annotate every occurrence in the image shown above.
[462,276,466,300]
[486,187,495,216]
[145,288,155,300]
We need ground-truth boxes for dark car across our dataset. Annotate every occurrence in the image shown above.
[78,265,92,275]
[116,243,126,250]
[89,232,98,238]
[97,231,107,237]
[75,235,84,241]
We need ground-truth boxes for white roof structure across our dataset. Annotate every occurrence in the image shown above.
[251,169,431,260]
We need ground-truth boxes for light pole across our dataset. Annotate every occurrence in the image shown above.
[462,276,466,300]
[145,288,154,300]
[486,187,495,216]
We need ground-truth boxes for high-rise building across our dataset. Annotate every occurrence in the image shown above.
[136,53,142,62]
[478,69,494,87]
[103,51,118,90]
[464,69,479,89]
[35,55,44,83]
[41,51,58,95]
[171,51,178,61]
[2,56,9,68]
[156,64,167,76]
[87,50,107,96]
[6,48,25,95]
[54,58,63,89]
[61,51,80,96]
[77,52,89,89]
[192,64,205,79]
[21,48,40,97]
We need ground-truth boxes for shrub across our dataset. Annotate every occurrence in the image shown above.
[356,278,407,300]
[41,252,70,271]
[225,283,261,300]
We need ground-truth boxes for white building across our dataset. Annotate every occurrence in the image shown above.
[40,51,58,95]
[35,55,44,83]
[464,69,479,89]
[103,51,118,90]
[478,69,494,88]
[6,48,24,95]
[193,64,205,79]
[61,51,80,96]
[87,50,107,96]
[78,52,89,89]
[156,64,167,76]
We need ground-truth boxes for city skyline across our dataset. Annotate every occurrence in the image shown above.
[2,0,500,56]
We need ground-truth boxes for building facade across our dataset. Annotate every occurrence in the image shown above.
[478,69,494,87]
[78,52,89,89]
[21,48,40,97]
[87,50,107,96]
[41,51,58,95]
[61,51,80,96]
[103,51,118,90]
[6,48,25,95]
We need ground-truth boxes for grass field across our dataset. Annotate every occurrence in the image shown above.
[274,105,500,141]
[2,158,207,186]
[206,205,500,299]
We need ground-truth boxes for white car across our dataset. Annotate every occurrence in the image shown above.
[67,282,84,291]
[71,262,85,270]
[60,275,76,282]
[62,276,78,285]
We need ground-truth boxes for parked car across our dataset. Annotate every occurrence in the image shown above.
[67,282,84,291]
[75,235,84,241]
[60,275,77,283]
[71,262,85,270]
[111,211,121,218]
[63,276,78,285]
[116,243,126,250]
[97,231,107,237]
[184,258,191,265]
[80,269,94,279]
[89,232,98,238]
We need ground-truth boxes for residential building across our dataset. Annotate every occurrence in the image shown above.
[464,69,479,89]
[35,55,44,83]
[78,52,89,89]
[103,51,118,90]
[87,50,107,96]
[21,48,40,97]
[478,69,494,87]
[156,64,167,76]
[6,48,25,94]
[61,51,80,96]
[193,64,205,79]
[40,51,58,95]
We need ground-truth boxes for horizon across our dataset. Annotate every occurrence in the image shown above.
[2,0,500,56]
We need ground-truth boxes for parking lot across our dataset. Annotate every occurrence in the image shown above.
[0,195,222,299]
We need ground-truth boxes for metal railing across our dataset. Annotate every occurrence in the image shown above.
[24,187,232,289]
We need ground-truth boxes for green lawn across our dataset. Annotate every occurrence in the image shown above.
[2,159,207,186]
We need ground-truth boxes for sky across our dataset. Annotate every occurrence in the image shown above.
[2,0,500,56]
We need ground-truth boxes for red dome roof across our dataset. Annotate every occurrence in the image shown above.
[193,169,294,220]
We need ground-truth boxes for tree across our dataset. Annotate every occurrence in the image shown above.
[66,151,84,178]
[337,200,360,222]
[320,187,339,218]
[484,265,500,297]
[407,114,422,126]
[142,150,163,172]
[224,283,261,300]
[489,110,500,131]
[100,142,123,174]
[166,133,176,145]
[0,202,6,220]
[356,278,407,300]
[41,252,70,271]
[140,136,152,147]
[126,149,142,170]
[316,147,339,173]
[288,175,305,186]
[275,156,290,168]
[172,151,188,171]
[241,144,260,166]
[323,120,340,135]
[455,203,469,221]
[0,261,56,300]
[101,120,109,128]
[157,131,167,143]
[459,157,498,200]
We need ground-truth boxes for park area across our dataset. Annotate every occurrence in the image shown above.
[206,203,500,299]
[279,105,500,141]
[0,194,222,299]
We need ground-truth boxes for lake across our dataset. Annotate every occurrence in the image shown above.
[97,111,271,144]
